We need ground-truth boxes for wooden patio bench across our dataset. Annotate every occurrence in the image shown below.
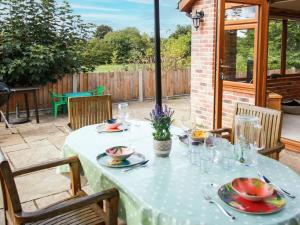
[0,149,119,225]
[211,103,285,160]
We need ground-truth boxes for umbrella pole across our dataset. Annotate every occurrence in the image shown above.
[154,0,162,107]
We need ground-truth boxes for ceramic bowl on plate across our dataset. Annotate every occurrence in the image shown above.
[232,178,274,202]
[105,146,135,161]
[106,119,121,129]
[190,129,207,142]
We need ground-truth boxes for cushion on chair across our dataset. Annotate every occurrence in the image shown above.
[282,99,300,115]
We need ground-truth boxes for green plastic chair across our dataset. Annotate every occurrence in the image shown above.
[89,86,105,96]
[49,92,67,118]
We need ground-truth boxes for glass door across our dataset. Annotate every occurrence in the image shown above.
[215,0,269,128]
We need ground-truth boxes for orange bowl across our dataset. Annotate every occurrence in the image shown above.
[232,178,274,202]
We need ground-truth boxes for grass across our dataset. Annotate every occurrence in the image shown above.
[94,64,146,73]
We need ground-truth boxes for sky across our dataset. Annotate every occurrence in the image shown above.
[64,0,190,37]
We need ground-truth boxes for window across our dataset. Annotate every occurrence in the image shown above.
[225,4,257,21]
[223,28,255,83]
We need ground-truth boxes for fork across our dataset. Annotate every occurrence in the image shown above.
[203,193,236,220]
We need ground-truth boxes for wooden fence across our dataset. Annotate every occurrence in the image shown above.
[5,69,191,112]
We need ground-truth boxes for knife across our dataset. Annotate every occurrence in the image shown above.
[122,160,149,172]
[258,172,296,199]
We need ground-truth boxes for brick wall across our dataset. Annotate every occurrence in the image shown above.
[267,74,300,100]
[191,0,217,129]
[222,90,255,127]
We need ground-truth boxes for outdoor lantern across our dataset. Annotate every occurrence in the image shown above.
[192,10,204,30]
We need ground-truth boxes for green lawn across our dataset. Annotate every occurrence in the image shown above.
[94,64,146,73]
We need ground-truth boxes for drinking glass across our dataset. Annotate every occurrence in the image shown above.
[204,133,223,164]
[222,143,236,171]
[118,102,130,123]
[189,139,201,165]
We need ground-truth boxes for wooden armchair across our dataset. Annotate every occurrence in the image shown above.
[0,149,119,225]
[68,95,112,130]
[211,103,284,160]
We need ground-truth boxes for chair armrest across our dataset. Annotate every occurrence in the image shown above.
[15,188,119,224]
[12,157,79,176]
[209,128,233,141]
[13,156,82,195]
[259,142,285,156]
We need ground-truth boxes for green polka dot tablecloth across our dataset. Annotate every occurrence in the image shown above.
[59,121,300,225]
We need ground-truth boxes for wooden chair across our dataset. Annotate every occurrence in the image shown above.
[0,149,119,225]
[212,103,284,160]
[68,95,112,130]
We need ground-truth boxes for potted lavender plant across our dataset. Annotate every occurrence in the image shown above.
[150,105,174,157]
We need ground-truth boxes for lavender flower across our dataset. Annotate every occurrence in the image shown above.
[149,104,174,141]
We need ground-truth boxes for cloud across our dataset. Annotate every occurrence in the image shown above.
[71,3,122,12]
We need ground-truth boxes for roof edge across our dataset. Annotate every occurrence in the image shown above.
[178,0,196,12]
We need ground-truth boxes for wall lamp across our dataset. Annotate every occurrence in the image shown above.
[192,10,205,30]
[186,10,205,30]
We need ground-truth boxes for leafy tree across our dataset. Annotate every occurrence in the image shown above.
[82,38,113,66]
[94,25,113,39]
[0,0,94,87]
[162,32,191,70]
[169,25,191,39]
[103,27,147,64]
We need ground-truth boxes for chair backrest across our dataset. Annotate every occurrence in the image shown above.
[233,103,283,149]
[68,95,112,130]
[0,149,22,216]
[96,86,105,96]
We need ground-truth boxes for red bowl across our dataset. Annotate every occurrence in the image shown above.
[232,178,274,202]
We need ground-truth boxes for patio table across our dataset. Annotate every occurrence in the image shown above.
[60,121,300,225]
[63,92,92,98]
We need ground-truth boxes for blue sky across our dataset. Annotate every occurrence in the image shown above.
[65,0,190,37]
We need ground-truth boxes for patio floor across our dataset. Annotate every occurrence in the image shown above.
[0,97,299,223]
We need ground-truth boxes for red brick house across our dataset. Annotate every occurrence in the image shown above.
[178,0,300,152]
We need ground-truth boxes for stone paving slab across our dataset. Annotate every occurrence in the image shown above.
[15,169,70,203]
[8,145,61,169]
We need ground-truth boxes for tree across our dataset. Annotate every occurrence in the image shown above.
[0,0,95,87]
[94,25,113,39]
[82,38,113,66]
[162,32,191,70]
[169,25,191,39]
[103,27,147,64]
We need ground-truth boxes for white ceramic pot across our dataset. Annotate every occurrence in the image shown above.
[153,139,172,157]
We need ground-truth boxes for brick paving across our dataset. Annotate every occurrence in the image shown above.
[0,97,299,224]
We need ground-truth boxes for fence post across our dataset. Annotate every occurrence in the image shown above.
[138,70,144,102]
[72,73,78,93]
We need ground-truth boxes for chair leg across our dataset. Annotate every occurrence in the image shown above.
[54,104,58,118]
[0,111,15,134]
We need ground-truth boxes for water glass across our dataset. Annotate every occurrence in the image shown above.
[222,143,236,171]
[189,140,201,166]
[118,102,130,124]
[204,134,223,164]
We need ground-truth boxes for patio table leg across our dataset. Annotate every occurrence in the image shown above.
[33,90,39,123]
[24,93,30,119]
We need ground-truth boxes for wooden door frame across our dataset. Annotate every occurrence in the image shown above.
[214,0,269,129]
